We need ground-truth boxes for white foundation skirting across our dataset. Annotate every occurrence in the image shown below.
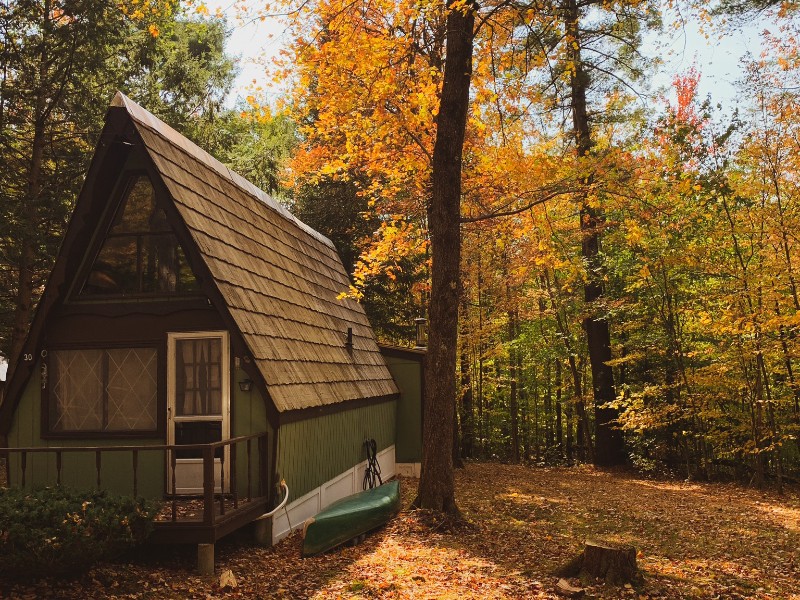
[270,444,396,544]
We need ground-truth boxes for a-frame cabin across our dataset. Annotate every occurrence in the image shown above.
[0,93,424,568]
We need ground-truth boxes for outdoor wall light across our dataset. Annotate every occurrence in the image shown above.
[414,317,428,349]
[238,378,253,392]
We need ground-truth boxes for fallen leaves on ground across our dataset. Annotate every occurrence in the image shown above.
[2,462,798,599]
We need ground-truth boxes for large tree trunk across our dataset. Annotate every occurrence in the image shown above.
[415,0,474,514]
[564,0,625,466]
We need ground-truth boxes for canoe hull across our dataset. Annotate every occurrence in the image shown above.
[302,480,400,557]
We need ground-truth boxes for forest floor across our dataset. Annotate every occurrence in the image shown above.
[2,462,799,599]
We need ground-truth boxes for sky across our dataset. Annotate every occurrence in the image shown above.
[649,13,768,108]
[199,0,288,106]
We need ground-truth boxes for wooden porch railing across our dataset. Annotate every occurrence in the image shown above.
[0,433,270,533]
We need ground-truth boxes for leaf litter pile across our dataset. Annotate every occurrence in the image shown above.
[3,462,799,599]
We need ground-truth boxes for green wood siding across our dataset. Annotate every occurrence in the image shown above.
[383,355,423,463]
[277,400,396,501]
[232,366,268,437]
[232,365,272,498]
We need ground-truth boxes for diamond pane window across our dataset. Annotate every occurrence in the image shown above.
[50,348,158,433]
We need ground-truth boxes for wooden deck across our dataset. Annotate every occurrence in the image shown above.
[151,495,269,544]
[1,433,272,546]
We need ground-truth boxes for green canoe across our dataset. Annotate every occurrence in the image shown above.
[302,479,401,557]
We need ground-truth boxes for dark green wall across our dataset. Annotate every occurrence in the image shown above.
[231,365,273,498]
[383,355,423,463]
[276,399,396,501]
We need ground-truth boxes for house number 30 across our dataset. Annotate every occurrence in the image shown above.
[23,353,33,361]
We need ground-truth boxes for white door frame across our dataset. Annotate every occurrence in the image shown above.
[167,330,230,495]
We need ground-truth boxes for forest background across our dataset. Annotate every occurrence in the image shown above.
[2,0,799,492]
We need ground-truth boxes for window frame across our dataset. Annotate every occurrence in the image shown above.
[73,170,202,301]
[41,340,166,440]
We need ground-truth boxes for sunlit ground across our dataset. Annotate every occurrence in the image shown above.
[2,462,799,599]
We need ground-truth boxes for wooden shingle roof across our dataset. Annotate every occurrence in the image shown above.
[112,93,398,412]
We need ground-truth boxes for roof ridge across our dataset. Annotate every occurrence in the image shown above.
[110,91,336,251]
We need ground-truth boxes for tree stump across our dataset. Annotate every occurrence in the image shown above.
[580,539,638,585]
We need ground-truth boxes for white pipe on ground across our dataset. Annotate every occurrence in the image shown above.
[256,480,289,520]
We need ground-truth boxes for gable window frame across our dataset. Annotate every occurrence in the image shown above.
[74,169,201,300]
[42,340,166,439]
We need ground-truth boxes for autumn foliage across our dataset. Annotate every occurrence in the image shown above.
[250,0,800,484]
[4,0,800,488]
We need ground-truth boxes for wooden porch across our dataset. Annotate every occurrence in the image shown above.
[0,433,272,547]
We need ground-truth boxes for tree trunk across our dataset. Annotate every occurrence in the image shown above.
[453,399,464,468]
[564,0,624,466]
[541,269,583,461]
[545,357,554,453]
[576,390,589,462]
[565,392,574,463]
[477,261,485,457]
[517,343,527,461]
[508,305,520,463]
[415,0,474,514]
[520,365,530,461]
[581,540,638,585]
[556,359,563,458]
[459,341,474,459]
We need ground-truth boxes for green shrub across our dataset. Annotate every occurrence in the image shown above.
[0,486,157,578]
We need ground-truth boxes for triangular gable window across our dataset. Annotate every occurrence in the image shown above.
[81,175,199,296]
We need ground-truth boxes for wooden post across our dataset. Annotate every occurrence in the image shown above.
[171,449,178,522]
[258,435,268,497]
[231,442,238,510]
[253,516,272,546]
[197,543,214,575]
[219,445,226,516]
[203,445,215,527]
